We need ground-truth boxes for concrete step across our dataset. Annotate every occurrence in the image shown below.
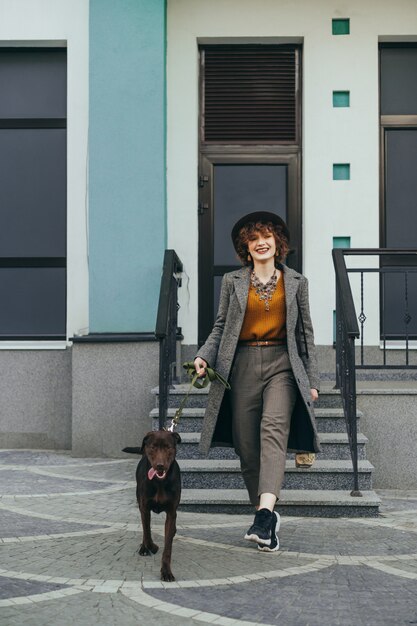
[152,384,343,409]
[151,379,379,516]
[151,407,362,434]
[179,488,381,517]
[178,459,373,491]
[175,432,367,461]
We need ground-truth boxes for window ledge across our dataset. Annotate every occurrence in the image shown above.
[0,341,68,350]
[70,332,158,343]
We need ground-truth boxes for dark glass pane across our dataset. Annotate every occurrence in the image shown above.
[0,49,66,119]
[382,271,417,338]
[384,129,417,339]
[0,268,66,336]
[385,130,417,247]
[0,129,66,257]
[213,164,287,266]
[380,47,417,115]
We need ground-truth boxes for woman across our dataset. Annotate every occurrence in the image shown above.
[194,211,320,551]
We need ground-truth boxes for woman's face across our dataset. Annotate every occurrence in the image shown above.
[247,229,276,263]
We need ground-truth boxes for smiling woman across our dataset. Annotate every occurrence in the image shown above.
[234,217,290,271]
[194,211,320,552]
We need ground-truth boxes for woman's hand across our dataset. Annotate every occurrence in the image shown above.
[194,357,208,378]
[310,388,319,402]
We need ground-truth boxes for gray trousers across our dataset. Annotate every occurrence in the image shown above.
[229,345,298,506]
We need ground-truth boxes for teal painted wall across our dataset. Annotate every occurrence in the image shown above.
[89,0,166,332]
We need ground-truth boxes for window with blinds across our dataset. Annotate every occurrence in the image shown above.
[201,45,299,144]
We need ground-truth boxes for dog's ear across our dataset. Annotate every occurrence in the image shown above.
[172,432,181,445]
[138,433,152,454]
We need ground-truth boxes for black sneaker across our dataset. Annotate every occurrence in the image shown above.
[244,508,273,546]
[258,511,280,552]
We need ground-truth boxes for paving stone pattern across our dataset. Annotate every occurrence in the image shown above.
[0,470,114,495]
[0,592,193,626]
[0,576,67,601]
[147,565,417,626]
[0,510,107,538]
[177,519,417,556]
[1,450,417,626]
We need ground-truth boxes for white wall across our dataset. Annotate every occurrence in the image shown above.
[167,0,417,346]
[0,0,89,345]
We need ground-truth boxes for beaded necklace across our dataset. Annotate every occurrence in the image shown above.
[250,268,278,311]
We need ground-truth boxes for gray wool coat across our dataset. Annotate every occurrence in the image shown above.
[196,264,322,457]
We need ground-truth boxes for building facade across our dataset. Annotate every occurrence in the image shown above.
[0,0,416,483]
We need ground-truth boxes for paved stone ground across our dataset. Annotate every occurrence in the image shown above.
[1,451,417,626]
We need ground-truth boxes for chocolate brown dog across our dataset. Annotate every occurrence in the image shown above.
[123,430,181,582]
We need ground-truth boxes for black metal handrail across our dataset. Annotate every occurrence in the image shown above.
[333,248,417,496]
[155,250,183,430]
[333,249,361,496]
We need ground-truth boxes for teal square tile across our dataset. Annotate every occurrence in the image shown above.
[332,18,350,35]
[333,91,350,107]
[333,236,351,248]
[333,164,350,180]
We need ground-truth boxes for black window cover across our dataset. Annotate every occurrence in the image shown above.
[202,45,298,143]
[0,48,67,339]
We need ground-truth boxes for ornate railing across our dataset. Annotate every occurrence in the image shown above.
[343,250,417,368]
[333,248,417,496]
[333,249,361,495]
[155,250,183,430]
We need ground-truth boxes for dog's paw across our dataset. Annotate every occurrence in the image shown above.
[161,567,175,582]
[139,542,159,556]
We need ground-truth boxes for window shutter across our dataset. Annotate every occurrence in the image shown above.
[0,48,67,339]
[202,45,298,143]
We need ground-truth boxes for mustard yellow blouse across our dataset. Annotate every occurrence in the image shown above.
[239,274,286,341]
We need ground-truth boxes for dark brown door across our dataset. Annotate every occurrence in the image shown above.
[198,154,301,344]
[198,44,302,344]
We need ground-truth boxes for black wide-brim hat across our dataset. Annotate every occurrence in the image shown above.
[231,211,290,251]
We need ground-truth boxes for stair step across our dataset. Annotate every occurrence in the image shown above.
[175,432,367,461]
[178,459,373,491]
[179,489,381,517]
[152,385,343,409]
[152,382,379,516]
[151,407,362,434]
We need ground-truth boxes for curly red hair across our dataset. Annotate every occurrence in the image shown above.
[234,221,290,267]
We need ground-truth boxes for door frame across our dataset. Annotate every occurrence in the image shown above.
[198,42,302,345]
[379,120,417,341]
[379,116,417,248]
[198,151,301,344]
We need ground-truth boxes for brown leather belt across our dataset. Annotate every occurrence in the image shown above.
[238,339,286,347]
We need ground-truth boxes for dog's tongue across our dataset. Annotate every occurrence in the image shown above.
[148,468,167,480]
[148,468,157,480]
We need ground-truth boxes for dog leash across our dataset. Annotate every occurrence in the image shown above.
[166,362,231,432]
